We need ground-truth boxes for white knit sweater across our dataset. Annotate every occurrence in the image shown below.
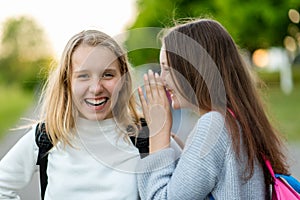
[0,117,140,200]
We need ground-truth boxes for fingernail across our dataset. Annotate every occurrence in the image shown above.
[155,73,159,78]
[148,69,153,74]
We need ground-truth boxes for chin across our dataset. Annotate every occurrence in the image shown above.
[95,113,113,121]
[79,112,113,121]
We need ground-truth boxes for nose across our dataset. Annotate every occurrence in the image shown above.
[89,77,103,94]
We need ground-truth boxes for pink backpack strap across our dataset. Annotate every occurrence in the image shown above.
[263,155,275,178]
[227,108,236,119]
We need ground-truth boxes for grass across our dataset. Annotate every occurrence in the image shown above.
[0,85,34,139]
[261,83,300,142]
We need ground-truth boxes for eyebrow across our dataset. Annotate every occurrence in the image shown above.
[103,68,118,72]
[73,66,119,73]
[73,68,88,73]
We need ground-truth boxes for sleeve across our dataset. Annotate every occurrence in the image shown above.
[0,126,39,199]
[137,112,229,200]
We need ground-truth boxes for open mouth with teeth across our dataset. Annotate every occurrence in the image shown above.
[85,97,109,110]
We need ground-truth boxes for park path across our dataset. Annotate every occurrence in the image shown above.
[0,106,40,200]
[287,142,300,179]
[0,107,300,199]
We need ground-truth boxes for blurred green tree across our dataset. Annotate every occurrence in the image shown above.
[0,16,54,90]
[126,0,300,67]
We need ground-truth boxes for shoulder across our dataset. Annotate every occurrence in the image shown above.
[18,123,49,152]
[198,111,225,125]
[35,122,52,150]
[185,111,229,158]
[16,124,39,146]
[1,124,39,162]
[194,111,227,137]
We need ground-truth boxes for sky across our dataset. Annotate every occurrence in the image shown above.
[0,0,137,58]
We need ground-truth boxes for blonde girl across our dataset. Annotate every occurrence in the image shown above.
[0,30,142,200]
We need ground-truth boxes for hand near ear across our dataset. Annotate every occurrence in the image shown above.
[138,70,172,153]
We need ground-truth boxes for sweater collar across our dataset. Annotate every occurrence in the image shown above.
[76,117,116,129]
[74,117,119,140]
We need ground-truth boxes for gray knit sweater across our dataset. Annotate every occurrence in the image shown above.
[137,111,266,200]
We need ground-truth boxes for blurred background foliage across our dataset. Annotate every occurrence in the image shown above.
[0,16,53,90]
[0,0,300,141]
[0,16,54,138]
[126,0,300,66]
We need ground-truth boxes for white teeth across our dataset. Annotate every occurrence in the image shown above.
[86,98,107,106]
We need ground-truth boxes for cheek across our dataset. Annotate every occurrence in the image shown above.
[71,80,88,99]
[104,79,122,93]
[160,70,166,80]
[165,75,175,88]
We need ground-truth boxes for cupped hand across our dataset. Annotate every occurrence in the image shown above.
[138,70,172,153]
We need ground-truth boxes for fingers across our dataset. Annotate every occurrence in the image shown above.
[138,86,149,120]
[138,69,168,122]
[154,72,166,98]
[138,86,147,110]
[143,73,152,101]
[144,70,166,100]
[147,70,156,98]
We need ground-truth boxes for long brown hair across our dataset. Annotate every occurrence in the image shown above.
[38,30,140,146]
[162,18,289,186]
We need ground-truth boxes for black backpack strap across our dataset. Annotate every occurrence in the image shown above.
[35,122,53,200]
[130,118,149,158]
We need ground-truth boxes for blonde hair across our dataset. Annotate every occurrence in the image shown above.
[38,30,140,146]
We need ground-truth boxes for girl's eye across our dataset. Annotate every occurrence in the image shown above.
[78,74,89,79]
[103,73,114,78]
[162,67,169,72]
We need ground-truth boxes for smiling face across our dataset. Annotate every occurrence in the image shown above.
[159,47,192,110]
[71,45,122,121]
